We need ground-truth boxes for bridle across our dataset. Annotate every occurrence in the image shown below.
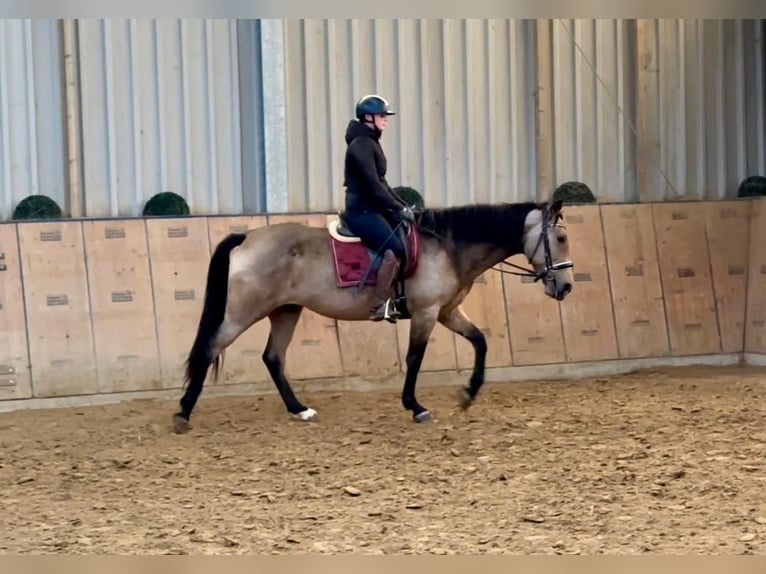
[493,205,574,283]
[411,202,574,286]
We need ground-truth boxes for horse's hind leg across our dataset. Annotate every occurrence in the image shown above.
[174,313,259,433]
[262,304,318,421]
[438,305,488,409]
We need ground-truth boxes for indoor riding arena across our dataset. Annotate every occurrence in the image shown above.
[1,18,766,555]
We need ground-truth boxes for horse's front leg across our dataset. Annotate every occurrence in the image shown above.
[438,305,488,409]
[402,305,439,423]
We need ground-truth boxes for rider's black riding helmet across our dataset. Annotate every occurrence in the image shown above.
[355,95,396,120]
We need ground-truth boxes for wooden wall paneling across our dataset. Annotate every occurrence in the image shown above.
[703,200,750,353]
[145,217,212,388]
[601,203,670,358]
[652,203,721,355]
[557,205,619,362]
[502,252,566,366]
[745,198,766,353]
[83,219,162,393]
[0,224,32,400]
[17,221,98,396]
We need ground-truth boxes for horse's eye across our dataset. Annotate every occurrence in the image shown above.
[557,236,566,244]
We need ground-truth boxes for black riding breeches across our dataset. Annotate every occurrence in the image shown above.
[342,209,406,262]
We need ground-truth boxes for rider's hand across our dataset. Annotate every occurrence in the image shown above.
[400,205,416,222]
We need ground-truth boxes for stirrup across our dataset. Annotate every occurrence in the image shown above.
[371,298,401,323]
[382,298,401,323]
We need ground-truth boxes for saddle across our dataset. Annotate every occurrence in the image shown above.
[327,213,421,319]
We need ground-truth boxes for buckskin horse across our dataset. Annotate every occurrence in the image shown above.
[172,198,574,434]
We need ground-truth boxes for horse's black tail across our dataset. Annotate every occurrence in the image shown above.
[182,232,248,402]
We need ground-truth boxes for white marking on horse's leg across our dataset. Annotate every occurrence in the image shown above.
[292,408,318,422]
[414,410,432,423]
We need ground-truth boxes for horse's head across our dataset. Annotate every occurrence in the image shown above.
[523,199,574,301]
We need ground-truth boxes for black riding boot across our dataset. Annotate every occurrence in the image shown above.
[370,249,401,323]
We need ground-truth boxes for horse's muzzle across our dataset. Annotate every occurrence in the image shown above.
[555,282,573,300]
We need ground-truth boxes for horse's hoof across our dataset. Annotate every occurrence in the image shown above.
[414,411,432,423]
[293,408,318,422]
[458,388,473,410]
[172,413,190,434]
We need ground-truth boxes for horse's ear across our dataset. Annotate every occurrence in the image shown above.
[549,199,564,216]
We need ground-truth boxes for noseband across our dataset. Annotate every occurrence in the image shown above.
[495,205,574,283]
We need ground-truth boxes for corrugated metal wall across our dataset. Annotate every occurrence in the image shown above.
[278,19,541,212]
[632,19,766,201]
[76,19,244,217]
[280,18,766,209]
[0,19,763,217]
[535,19,637,202]
[0,19,67,219]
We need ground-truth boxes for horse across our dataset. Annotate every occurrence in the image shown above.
[172,198,575,434]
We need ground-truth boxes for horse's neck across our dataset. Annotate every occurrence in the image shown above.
[455,243,521,285]
[425,203,535,284]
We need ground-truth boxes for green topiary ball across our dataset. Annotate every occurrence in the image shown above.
[393,185,425,208]
[142,191,191,216]
[737,175,766,198]
[12,195,64,220]
[552,181,597,204]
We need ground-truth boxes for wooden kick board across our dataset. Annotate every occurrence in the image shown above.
[0,224,32,400]
[146,217,212,388]
[502,252,566,366]
[207,215,267,244]
[340,319,401,377]
[324,214,400,377]
[17,221,98,397]
[652,203,721,356]
[704,201,750,353]
[746,197,766,353]
[600,203,670,358]
[265,214,343,380]
[206,216,272,385]
[557,205,619,362]
[82,220,162,393]
[454,270,512,369]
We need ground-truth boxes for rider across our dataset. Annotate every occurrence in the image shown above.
[342,94,415,323]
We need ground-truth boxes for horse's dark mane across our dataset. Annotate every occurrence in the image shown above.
[418,201,543,249]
